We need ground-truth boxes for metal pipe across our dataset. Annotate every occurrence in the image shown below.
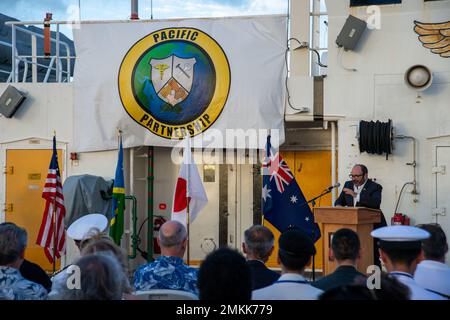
[125,195,138,259]
[331,121,336,204]
[11,25,16,82]
[5,14,287,26]
[394,182,414,214]
[16,57,69,74]
[12,26,71,56]
[43,57,56,82]
[150,0,153,19]
[130,148,134,197]
[31,35,37,82]
[22,60,28,82]
[131,0,139,20]
[56,24,60,82]
[147,146,154,262]
[395,135,418,195]
[129,147,134,259]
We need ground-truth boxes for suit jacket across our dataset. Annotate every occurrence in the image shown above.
[19,259,52,292]
[335,179,382,209]
[334,179,387,267]
[312,265,366,292]
[247,260,280,290]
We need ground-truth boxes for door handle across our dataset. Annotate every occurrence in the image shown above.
[3,203,13,213]
[3,166,14,175]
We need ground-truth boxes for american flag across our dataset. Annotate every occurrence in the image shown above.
[36,136,66,263]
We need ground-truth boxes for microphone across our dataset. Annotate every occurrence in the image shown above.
[326,183,340,191]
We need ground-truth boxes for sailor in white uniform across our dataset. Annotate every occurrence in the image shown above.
[66,213,108,249]
[414,223,450,299]
[48,213,108,298]
[252,228,323,300]
[371,225,446,300]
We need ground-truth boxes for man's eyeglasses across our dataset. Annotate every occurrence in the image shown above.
[349,174,364,178]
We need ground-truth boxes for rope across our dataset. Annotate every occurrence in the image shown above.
[359,119,392,159]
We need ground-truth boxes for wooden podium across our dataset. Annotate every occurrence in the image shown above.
[314,206,381,276]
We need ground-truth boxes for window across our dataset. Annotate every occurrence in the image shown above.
[350,0,401,6]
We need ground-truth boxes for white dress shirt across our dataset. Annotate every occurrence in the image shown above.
[353,180,367,207]
[390,271,446,300]
[252,273,323,300]
[414,260,450,299]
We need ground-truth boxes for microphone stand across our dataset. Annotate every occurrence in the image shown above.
[299,188,333,282]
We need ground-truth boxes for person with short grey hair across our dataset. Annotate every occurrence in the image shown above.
[53,253,126,300]
[159,220,187,248]
[133,220,198,295]
[242,225,280,290]
[0,222,47,300]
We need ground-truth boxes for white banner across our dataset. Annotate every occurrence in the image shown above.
[73,15,287,152]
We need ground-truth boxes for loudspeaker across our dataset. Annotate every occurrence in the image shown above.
[0,85,26,118]
[336,15,367,51]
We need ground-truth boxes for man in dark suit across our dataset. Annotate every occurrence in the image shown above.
[335,164,387,266]
[313,228,366,292]
[335,164,382,209]
[242,225,280,290]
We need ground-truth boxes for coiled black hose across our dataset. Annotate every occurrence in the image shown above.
[359,119,392,160]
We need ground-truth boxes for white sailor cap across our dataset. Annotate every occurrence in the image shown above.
[67,213,108,241]
[371,225,430,250]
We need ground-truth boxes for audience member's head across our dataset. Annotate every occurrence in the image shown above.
[158,220,188,258]
[242,225,275,263]
[379,245,422,274]
[198,248,252,300]
[73,227,102,250]
[67,213,108,250]
[80,232,131,293]
[0,223,27,269]
[372,226,429,274]
[320,272,410,300]
[331,228,361,265]
[278,228,316,273]
[416,223,448,263]
[57,253,126,300]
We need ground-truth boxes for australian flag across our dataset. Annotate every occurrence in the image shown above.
[262,135,321,242]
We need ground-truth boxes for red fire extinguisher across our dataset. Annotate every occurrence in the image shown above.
[391,213,410,225]
[153,216,167,254]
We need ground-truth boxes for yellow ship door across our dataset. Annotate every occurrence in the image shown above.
[5,149,63,272]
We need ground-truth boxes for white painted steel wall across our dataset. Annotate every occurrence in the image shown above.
[293,0,450,236]
[0,83,127,266]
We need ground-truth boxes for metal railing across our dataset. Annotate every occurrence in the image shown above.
[4,20,76,83]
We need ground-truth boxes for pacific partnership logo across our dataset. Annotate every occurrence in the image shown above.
[118,27,231,139]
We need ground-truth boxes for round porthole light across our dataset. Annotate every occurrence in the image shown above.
[405,65,433,91]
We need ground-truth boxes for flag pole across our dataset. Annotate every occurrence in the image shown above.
[186,194,190,266]
[186,136,190,266]
[52,192,57,273]
[52,130,57,274]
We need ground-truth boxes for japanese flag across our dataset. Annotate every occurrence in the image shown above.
[171,137,208,226]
